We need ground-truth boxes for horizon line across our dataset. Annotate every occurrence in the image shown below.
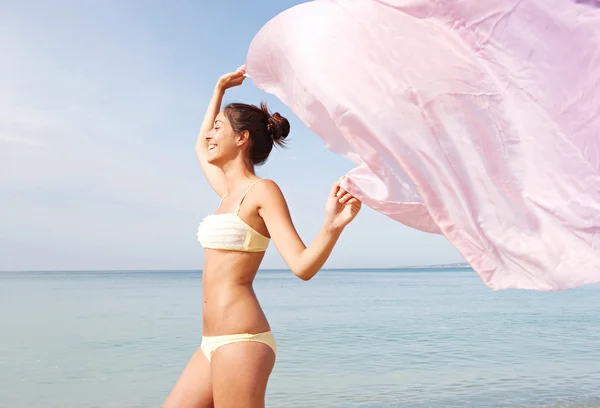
[0,264,472,273]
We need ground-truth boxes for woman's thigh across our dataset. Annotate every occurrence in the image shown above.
[163,347,213,408]
[210,342,276,408]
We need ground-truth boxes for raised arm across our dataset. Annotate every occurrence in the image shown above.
[257,179,361,281]
[195,69,246,197]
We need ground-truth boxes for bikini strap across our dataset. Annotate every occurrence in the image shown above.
[219,193,228,204]
[236,178,264,215]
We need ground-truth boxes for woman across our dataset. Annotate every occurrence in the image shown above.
[163,68,361,408]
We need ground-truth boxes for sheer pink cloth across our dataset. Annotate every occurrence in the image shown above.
[245,0,600,291]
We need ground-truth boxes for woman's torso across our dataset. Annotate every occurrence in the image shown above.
[197,179,272,336]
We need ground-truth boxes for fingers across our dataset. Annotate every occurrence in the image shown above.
[218,70,247,90]
[330,179,341,196]
[226,72,245,83]
[331,177,361,205]
[220,70,245,82]
[231,76,246,86]
[338,192,353,204]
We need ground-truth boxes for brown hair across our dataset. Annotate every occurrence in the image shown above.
[223,101,290,166]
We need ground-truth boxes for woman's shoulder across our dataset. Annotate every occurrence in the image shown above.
[255,178,282,195]
[253,178,287,206]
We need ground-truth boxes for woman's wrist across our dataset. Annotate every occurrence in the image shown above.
[322,220,344,235]
[214,83,226,94]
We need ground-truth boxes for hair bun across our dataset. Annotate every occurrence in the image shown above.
[266,112,290,146]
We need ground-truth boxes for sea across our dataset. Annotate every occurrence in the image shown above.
[1,268,599,408]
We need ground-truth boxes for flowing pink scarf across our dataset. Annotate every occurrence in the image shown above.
[245,0,600,291]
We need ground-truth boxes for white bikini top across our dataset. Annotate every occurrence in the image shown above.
[197,179,270,253]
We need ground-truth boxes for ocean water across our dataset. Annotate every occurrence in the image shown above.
[1,269,599,408]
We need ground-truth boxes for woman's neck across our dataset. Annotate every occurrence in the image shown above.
[221,160,257,194]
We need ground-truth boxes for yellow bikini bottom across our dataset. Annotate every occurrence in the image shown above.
[200,331,276,362]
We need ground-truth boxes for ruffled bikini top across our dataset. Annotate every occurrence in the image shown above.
[197,179,270,253]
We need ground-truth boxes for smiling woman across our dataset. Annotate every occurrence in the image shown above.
[162,67,362,408]
[216,101,289,166]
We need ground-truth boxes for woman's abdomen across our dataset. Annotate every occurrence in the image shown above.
[201,251,270,336]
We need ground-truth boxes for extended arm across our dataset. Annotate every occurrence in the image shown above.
[257,179,361,281]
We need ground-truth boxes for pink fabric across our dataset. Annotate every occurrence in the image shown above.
[245,0,600,291]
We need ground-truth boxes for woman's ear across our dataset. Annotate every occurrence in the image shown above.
[237,130,250,146]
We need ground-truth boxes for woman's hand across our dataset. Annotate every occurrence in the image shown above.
[324,178,362,231]
[216,67,246,91]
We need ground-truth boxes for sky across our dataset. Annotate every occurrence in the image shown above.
[0,0,464,271]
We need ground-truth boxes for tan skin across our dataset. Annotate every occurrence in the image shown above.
[163,68,361,408]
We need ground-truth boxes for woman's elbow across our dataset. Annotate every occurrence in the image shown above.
[293,268,315,281]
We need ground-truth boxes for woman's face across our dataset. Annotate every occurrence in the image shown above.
[206,111,242,166]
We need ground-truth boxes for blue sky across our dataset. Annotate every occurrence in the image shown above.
[0,0,464,271]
